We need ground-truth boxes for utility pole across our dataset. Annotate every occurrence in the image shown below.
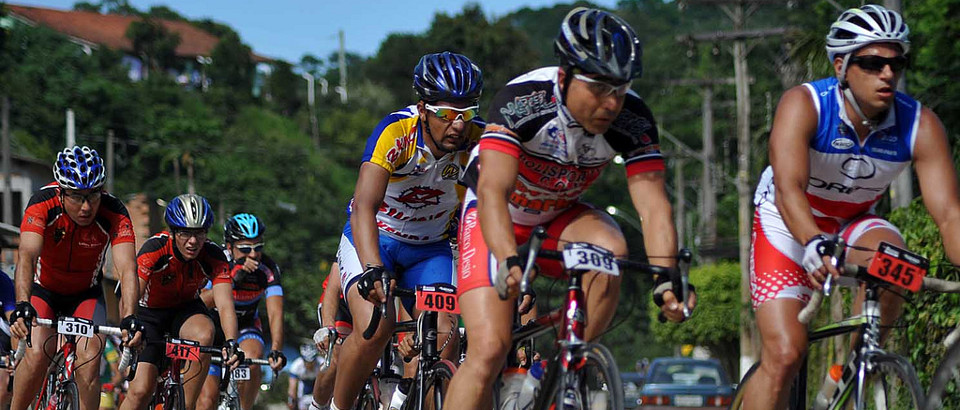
[2,96,11,225]
[675,158,686,247]
[679,0,792,378]
[335,29,348,104]
[106,130,115,194]
[885,0,913,209]
[301,72,320,146]
[66,108,75,147]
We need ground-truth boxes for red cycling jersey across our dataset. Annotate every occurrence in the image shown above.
[137,232,231,309]
[20,183,135,295]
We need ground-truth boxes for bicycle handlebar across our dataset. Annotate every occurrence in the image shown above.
[314,327,340,372]
[15,318,130,361]
[362,277,415,340]
[798,263,960,324]
[503,226,693,322]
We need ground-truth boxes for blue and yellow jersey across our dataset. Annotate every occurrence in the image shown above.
[350,105,484,244]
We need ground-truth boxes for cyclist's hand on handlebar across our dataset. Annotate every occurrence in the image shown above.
[268,350,287,371]
[223,339,245,370]
[802,235,841,290]
[357,266,394,304]
[517,292,536,315]
[658,289,697,323]
[120,315,144,348]
[397,333,419,360]
[10,301,36,340]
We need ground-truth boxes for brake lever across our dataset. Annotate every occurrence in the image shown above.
[380,270,391,318]
[678,248,693,319]
[520,226,547,295]
[823,238,845,298]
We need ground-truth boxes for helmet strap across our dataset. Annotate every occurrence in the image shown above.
[837,53,880,132]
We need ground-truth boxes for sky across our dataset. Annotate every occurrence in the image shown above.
[15,0,618,63]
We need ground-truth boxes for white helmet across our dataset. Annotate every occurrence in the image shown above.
[825,4,910,62]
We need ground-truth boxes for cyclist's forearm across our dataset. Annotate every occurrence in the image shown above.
[13,259,35,303]
[477,187,518,261]
[266,295,283,350]
[775,183,823,244]
[640,210,678,268]
[350,207,383,268]
[213,283,240,340]
[320,281,339,327]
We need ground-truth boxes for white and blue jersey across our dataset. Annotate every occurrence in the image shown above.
[754,76,920,232]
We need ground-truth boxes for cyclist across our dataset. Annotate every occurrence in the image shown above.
[197,213,286,410]
[743,5,960,409]
[445,8,696,408]
[287,344,321,410]
[119,194,243,410]
[330,51,484,410]
[11,146,143,410]
[1,272,15,410]
[309,263,352,410]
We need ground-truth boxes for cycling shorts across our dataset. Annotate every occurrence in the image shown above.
[208,313,265,377]
[457,198,593,296]
[31,283,106,324]
[750,200,901,309]
[337,219,454,314]
[137,298,211,366]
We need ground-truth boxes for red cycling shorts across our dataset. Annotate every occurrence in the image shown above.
[457,199,593,296]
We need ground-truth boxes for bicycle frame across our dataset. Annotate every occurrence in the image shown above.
[34,335,79,410]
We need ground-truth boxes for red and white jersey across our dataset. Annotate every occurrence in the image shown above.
[462,67,665,227]
[754,77,920,233]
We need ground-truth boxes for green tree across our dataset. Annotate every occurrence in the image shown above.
[125,16,181,75]
[650,262,741,376]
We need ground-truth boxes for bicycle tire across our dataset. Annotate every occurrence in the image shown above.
[57,381,80,410]
[729,361,762,410]
[925,338,960,410]
[353,381,379,410]
[540,343,623,410]
[402,359,457,410]
[164,383,186,410]
[861,353,924,410]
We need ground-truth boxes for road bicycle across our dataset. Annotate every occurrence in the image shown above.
[493,226,693,410]
[361,281,460,410]
[15,317,130,410]
[210,354,272,410]
[731,240,960,410]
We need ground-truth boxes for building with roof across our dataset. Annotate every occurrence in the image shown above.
[3,3,272,87]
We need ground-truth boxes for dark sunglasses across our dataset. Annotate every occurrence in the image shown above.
[850,55,908,73]
[235,243,264,254]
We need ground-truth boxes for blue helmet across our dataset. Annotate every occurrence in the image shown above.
[53,146,105,190]
[412,52,483,103]
[555,7,643,82]
[224,213,265,243]
[164,194,214,230]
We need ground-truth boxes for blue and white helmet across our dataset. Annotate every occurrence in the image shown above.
[412,52,483,103]
[300,343,318,362]
[224,213,265,243]
[164,194,214,230]
[826,5,910,61]
[555,7,643,82]
[53,146,105,190]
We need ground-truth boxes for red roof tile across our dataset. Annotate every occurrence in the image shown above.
[6,4,272,62]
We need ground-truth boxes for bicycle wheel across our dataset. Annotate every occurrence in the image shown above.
[164,384,186,410]
[57,381,80,410]
[545,343,623,410]
[861,353,924,410]
[354,381,378,410]
[729,361,761,410]
[926,339,960,410]
[402,360,457,410]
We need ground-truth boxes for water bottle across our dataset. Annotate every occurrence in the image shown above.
[813,364,844,410]
[388,378,412,410]
[498,367,527,409]
[516,362,543,409]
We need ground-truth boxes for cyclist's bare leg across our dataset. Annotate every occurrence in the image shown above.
[741,298,809,410]
[118,363,159,410]
[444,287,514,410]
[180,313,216,410]
[844,227,907,345]
[556,209,627,341]
[10,325,56,410]
[312,343,340,408]
[239,338,264,409]
[331,284,396,409]
[75,333,105,410]
[195,373,221,410]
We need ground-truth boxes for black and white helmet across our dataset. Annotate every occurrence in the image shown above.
[826,4,910,61]
[555,7,643,82]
